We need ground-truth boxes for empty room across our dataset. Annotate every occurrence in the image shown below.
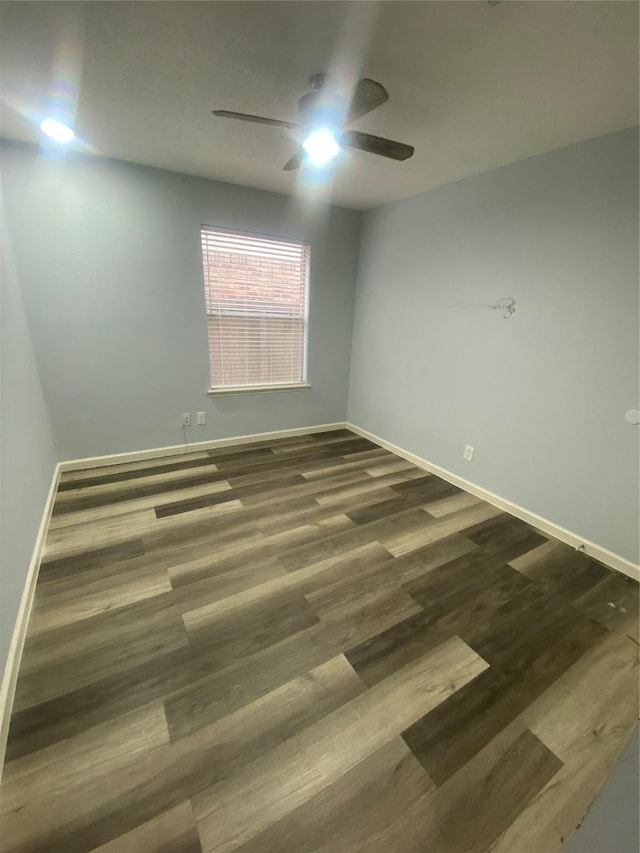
[0,1,638,851]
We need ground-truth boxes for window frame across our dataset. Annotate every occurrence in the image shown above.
[200,224,311,396]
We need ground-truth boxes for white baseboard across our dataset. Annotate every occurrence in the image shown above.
[347,422,640,583]
[59,422,348,473]
[0,462,61,780]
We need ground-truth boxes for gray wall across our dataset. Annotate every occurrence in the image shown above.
[2,129,638,570]
[348,128,639,564]
[0,212,58,677]
[0,141,360,459]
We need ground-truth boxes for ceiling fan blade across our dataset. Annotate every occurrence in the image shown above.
[212,110,299,130]
[346,79,389,124]
[283,149,304,171]
[341,130,414,161]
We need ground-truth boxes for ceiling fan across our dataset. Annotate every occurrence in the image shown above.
[212,73,415,171]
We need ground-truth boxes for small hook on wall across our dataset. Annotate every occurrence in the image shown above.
[495,297,516,318]
[446,297,517,318]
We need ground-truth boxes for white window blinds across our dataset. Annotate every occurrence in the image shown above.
[200,227,310,390]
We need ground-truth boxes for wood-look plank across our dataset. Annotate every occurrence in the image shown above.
[317,438,379,455]
[403,536,546,615]
[525,633,639,762]
[337,447,392,461]
[234,738,433,853]
[2,657,364,853]
[381,503,503,557]
[206,434,316,455]
[59,449,211,485]
[33,552,167,603]
[154,474,307,518]
[369,722,563,853]
[424,491,483,518]
[493,630,639,852]
[90,801,202,853]
[222,446,387,488]
[305,570,413,626]
[54,464,228,510]
[571,571,639,641]
[345,540,539,688]
[313,468,424,506]
[226,441,335,463]
[300,451,393,481]
[308,429,361,442]
[7,625,287,759]
[401,612,606,786]
[44,503,264,587]
[169,552,286,595]
[238,468,418,511]
[55,442,339,515]
[507,537,559,571]
[46,507,159,549]
[314,485,407,517]
[165,585,423,742]
[7,547,329,737]
[43,499,244,561]
[388,534,479,585]
[510,539,614,606]
[57,453,219,491]
[346,609,449,690]
[462,511,541,546]
[251,493,379,537]
[142,467,374,528]
[209,441,336,466]
[278,506,434,572]
[13,616,189,712]
[50,478,233,529]
[205,440,337,469]
[340,476,464,525]
[365,459,416,477]
[205,447,278,466]
[430,729,563,853]
[1,702,169,810]
[140,501,267,558]
[391,474,460,502]
[337,724,564,853]
[343,493,420,525]
[180,590,321,686]
[38,538,145,583]
[182,542,391,632]
[193,637,488,852]
[168,514,354,587]
[450,571,557,667]
[27,566,173,638]
[19,557,286,688]
[315,791,436,853]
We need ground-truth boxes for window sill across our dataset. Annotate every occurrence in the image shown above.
[207,383,311,397]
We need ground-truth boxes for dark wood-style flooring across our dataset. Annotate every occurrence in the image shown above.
[0,429,638,852]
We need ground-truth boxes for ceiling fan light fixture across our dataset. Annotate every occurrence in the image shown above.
[212,77,414,171]
[302,128,340,167]
[40,118,75,143]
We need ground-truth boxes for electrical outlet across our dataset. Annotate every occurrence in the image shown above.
[463,445,475,462]
[182,413,191,427]
[196,411,206,425]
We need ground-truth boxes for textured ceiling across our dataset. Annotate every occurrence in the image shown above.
[0,1,638,209]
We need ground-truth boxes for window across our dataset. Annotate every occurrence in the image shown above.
[200,226,310,393]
